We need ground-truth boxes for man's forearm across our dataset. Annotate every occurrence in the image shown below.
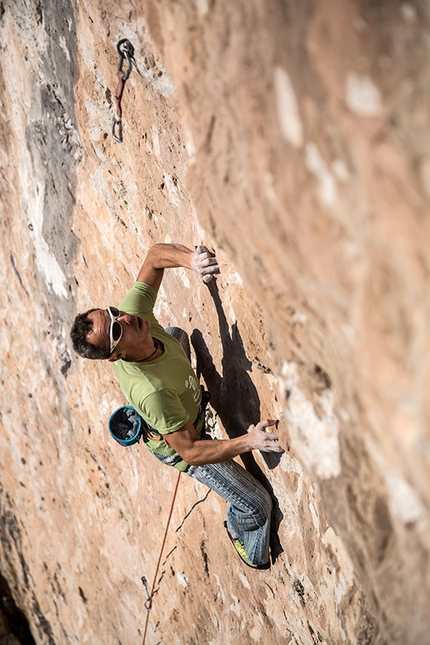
[136,243,195,290]
[143,243,193,273]
[180,435,253,466]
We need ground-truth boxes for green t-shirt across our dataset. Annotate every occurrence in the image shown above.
[113,282,203,471]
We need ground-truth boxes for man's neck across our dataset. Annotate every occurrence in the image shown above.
[124,335,162,362]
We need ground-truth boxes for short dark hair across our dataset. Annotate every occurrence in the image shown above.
[70,308,110,360]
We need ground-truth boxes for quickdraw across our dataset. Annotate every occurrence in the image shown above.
[112,38,135,143]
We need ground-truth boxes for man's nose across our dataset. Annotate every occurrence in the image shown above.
[118,313,132,324]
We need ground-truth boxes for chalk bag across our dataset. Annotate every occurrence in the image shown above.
[108,405,143,446]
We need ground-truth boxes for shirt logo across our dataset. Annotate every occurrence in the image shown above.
[185,375,200,402]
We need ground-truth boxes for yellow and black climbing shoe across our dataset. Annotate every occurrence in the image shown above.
[224,522,270,570]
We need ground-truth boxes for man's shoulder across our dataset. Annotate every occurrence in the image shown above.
[118,281,157,315]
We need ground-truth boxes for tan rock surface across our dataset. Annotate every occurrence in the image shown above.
[1,1,429,644]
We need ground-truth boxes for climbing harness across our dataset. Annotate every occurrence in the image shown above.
[141,471,182,645]
[112,38,135,143]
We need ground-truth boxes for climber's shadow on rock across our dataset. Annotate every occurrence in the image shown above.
[191,279,284,562]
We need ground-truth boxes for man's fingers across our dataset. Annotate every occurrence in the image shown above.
[255,419,278,432]
[266,444,285,454]
[199,256,218,268]
[196,258,219,271]
[200,263,220,283]
[194,245,215,259]
[197,255,219,268]
[264,419,277,427]
[262,432,284,453]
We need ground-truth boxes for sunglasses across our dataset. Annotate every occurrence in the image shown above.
[107,306,123,355]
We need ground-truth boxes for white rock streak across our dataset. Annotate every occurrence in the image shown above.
[323,527,355,608]
[385,472,425,524]
[346,73,382,116]
[29,181,68,298]
[305,142,337,207]
[280,361,341,479]
[163,172,181,207]
[274,66,303,148]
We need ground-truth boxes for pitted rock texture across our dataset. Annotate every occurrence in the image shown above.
[1,1,429,644]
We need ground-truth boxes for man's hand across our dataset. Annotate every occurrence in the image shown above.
[191,245,220,283]
[247,420,284,453]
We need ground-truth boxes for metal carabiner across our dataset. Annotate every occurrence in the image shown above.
[112,116,123,143]
[117,38,134,81]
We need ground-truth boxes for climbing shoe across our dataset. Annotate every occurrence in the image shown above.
[224,522,270,570]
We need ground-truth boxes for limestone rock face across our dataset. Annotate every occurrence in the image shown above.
[1,1,429,644]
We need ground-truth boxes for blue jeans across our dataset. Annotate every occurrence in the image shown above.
[187,459,272,566]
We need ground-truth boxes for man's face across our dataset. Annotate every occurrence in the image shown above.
[87,309,151,359]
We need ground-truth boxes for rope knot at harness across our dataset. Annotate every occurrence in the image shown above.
[112,38,135,143]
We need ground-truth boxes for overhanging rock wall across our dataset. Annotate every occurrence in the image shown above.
[1,1,429,644]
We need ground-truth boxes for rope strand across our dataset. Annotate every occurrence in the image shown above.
[142,471,182,645]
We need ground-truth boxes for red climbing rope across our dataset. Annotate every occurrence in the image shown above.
[141,470,182,645]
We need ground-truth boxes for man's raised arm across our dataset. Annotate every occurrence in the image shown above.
[137,243,220,293]
[166,419,284,466]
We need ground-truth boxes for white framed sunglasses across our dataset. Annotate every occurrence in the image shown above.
[107,306,123,355]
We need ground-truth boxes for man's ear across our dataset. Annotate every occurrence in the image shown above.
[108,352,123,363]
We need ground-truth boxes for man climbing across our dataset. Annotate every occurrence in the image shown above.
[70,243,283,569]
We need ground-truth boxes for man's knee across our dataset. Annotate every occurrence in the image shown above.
[253,480,273,513]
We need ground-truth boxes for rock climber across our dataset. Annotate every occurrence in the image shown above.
[70,243,283,569]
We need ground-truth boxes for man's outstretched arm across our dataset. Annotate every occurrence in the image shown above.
[166,419,284,466]
[137,243,220,293]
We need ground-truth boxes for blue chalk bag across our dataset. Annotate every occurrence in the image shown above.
[108,405,143,446]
